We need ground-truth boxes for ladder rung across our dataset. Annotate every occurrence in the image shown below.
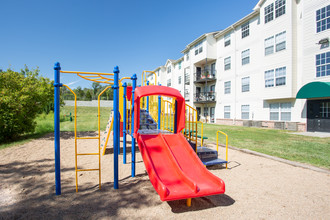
[77,137,99,140]
[77,153,99,156]
[76,169,99,172]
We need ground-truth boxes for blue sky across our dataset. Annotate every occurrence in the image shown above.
[0,0,257,88]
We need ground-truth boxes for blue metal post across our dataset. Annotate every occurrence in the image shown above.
[122,82,127,164]
[158,95,161,130]
[146,81,149,112]
[54,62,62,195]
[131,74,137,177]
[113,66,119,189]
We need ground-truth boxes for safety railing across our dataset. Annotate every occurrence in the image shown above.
[161,99,175,132]
[183,104,198,152]
[216,130,228,169]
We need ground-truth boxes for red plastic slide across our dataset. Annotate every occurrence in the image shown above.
[137,132,225,201]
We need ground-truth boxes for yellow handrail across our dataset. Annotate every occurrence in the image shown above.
[216,131,228,169]
[197,121,204,146]
[99,86,112,159]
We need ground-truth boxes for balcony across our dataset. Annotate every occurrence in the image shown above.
[194,71,216,83]
[193,92,216,104]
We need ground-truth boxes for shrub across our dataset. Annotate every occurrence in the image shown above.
[0,67,53,142]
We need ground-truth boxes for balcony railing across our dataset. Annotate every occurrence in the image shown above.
[194,71,216,83]
[193,92,216,103]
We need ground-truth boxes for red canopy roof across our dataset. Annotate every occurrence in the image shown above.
[133,85,185,135]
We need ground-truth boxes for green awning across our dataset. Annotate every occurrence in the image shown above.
[296,82,330,99]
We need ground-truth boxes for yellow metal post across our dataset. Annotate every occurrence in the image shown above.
[187,198,192,207]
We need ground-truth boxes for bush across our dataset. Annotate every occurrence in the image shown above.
[0,67,54,142]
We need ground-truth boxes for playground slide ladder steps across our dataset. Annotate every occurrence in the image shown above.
[101,110,114,156]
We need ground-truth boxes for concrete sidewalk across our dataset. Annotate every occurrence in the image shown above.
[292,131,330,138]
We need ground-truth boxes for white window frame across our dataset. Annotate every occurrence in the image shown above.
[265,69,274,87]
[167,79,171,87]
[241,49,250,65]
[265,3,274,24]
[224,56,231,70]
[224,33,231,47]
[275,67,286,86]
[167,66,171,74]
[316,5,330,33]
[275,31,286,52]
[270,102,291,121]
[264,36,274,55]
[241,22,250,38]
[194,41,203,56]
[241,77,250,92]
[224,81,231,94]
[275,0,286,18]
[316,52,330,77]
[224,106,231,119]
[241,105,250,119]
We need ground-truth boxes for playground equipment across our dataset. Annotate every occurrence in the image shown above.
[54,63,227,206]
[54,62,137,195]
[133,85,225,203]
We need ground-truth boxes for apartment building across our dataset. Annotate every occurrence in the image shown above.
[149,0,330,132]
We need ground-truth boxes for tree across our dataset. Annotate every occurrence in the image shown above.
[85,90,92,101]
[0,67,53,142]
[92,82,101,99]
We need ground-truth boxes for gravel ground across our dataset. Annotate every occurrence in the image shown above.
[0,132,329,219]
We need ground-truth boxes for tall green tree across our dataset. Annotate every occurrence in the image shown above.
[0,67,53,142]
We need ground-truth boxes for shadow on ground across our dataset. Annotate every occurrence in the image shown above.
[168,194,235,213]
[0,158,161,219]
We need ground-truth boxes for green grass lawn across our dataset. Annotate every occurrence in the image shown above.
[0,106,112,149]
[199,123,330,169]
[1,106,329,169]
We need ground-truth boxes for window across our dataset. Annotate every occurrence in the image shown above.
[179,61,182,69]
[265,69,274,87]
[157,70,160,76]
[204,107,209,117]
[316,5,330,33]
[194,41,203,55]
[265,36,274,55]
[275,31,286,52]
[241,105,250,119]
[264,67,286,87]
[241,22,249,38]
[241,77,250,92]
[275,67,286,86]
[224,56,231,70]
[270,102,291,121]
[241,49,250,65]
[167,66,171,73]
[185,53,189,61]
[224,106,231,119]
[184,71,190,85]
[210,85,215,92]
[224,81,231,94]
[316,52,330,77]
[320,102,330,118]
[275,0,286,18]
[167,79,171,87]
[265,31,286,55]
[210,107,215,121]
[178,76,182,84]
[265,3,274,24]
[224,33,231,47]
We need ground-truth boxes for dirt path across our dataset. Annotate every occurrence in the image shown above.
[0,132,329,219]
